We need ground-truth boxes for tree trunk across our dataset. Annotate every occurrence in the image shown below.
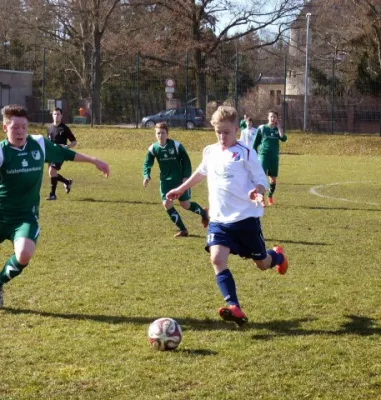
[81,41,92,99]
[194,48,206,112]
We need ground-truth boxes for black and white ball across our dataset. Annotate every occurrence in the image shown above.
[148,318,183,351]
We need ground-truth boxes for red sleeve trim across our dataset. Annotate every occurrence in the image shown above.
[236,142,250,161]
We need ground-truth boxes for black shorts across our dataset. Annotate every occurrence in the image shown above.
[205,217,267,260]
[49,162,63,171]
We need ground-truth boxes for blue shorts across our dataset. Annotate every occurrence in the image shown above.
[205,217,267,260]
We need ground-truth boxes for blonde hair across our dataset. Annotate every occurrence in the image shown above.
[211,106,238,126]
[2,104,28,124]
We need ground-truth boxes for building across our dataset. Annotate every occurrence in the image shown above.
[0,69,33,109]
[255,76,285,108]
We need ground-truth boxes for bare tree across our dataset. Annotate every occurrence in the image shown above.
[21,0,126,124]
[140,0,302,110]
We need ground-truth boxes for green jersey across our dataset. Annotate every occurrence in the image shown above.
[143,139,192,183]
[253,124,287,158]
[0,134,76,222]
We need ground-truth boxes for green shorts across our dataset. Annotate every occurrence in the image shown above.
[259,156,279,177]
[160,181,191,202]
[0,220,40,244]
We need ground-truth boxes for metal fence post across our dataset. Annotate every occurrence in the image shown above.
[303,13,312,131]
[42,48,46,126]
[234,41,238,110]
[331,57,335,134]
[185,50,189,130]
[283,56,287,134]
[135,52,140,128]
[91,51,95,127]
[379,98,381,136]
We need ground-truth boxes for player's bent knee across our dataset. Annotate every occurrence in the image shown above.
[254,259,269,271]
[16,251,33,265]
[179,201,190,210]
[163,199,173,209]
[210,254,226,269]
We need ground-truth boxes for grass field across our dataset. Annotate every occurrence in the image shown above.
[1,127,381,399]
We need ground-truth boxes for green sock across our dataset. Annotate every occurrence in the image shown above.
[166,207,187,231]
[187,202,206,218]
[0,254,28,285]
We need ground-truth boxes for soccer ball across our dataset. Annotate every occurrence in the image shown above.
[148,317,182,351]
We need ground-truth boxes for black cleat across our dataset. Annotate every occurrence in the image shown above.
[46,194,57,200]
[64,179,73,194]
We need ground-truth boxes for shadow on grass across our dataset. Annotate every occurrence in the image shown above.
[266,238,329,246]
[75,198,158,206]
[251,315,381,340]
[5,310,379,338]
[297,205,381,212]
[3,307,243,331]
[179,349,218,356]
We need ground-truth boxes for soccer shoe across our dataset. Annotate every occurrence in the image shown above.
[273,246,288,275]
[268,197,274,206]
[46,194,57,200]
[173,230,189,238]
[201,208,209,228]
[0,285,3,308]
[64,179,73,194]
[218,305,248,327]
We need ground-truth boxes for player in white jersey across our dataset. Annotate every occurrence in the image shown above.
[239,117,257,148]
[166,106,288,326]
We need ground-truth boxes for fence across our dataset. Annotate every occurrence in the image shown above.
[0,45,380,134]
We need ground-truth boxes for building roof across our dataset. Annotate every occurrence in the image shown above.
[258,76,285,85]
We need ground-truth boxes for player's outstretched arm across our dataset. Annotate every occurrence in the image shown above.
[73,153,110,177]
[166,171,205,200]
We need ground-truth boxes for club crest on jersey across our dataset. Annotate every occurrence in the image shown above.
[231,152,241,161]
[168,148,175,155]
[32,150,41,160]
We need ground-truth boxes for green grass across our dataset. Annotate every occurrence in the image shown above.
[1,127,381,399]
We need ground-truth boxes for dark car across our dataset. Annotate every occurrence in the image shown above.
[141,107,205,129]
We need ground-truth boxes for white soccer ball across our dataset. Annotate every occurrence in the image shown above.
[148,317,183,351]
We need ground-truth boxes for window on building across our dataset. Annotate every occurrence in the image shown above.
[270,90,275,104]
[276,90,282,105]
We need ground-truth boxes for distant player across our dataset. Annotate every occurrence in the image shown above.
[239,117,257,148]
[253,110,287,206]
[166,106,288,326]
[0,104,110,308]
[46,108,77,200]
[143,122,209,237]
[239,114,248,131]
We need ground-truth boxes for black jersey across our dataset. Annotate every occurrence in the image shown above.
[47,123,76,145]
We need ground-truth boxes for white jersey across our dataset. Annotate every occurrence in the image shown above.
[239,127,257,148]
[196,142,268,223]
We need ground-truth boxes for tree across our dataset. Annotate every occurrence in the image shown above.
[20,0,129,124]
[311,0,381,95]
[140,0,302,111]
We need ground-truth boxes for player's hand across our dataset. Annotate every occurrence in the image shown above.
[166,188,182,200]
[94,159,110,177]
[143,178,150,187]
[249,188,265,206]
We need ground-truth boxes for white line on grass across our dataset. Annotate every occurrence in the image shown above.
[309,181,381,206]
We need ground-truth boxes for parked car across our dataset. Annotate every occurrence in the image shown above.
[141,107,205,129]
